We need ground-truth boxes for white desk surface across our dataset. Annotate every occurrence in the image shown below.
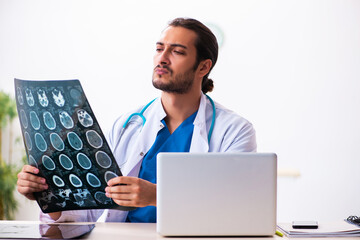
[0,221,357,240]
[81,222,282,239]
[87,222,359,240]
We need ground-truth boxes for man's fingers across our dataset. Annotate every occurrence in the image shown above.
[107,176,139,186]
[17,174,48,193]
[18,165,45,184]
[113,199,135,207]
[105,192,134,200]
[105,191,139,207]
[21,165,40,174]
[105,177,156,207]
[18,172,45,183]
[17,184,46,194]
[17,164,48,201]
[105,184,133,194]
[18,171,46,184]
[17,178,48,190]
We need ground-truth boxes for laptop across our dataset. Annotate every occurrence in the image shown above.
[156,152,277,236]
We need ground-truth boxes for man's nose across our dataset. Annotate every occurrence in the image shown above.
[158,50,170,65]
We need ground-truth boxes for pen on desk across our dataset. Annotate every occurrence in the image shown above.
[276,230,284,237]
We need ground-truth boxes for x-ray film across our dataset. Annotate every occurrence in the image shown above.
[15,79,134,213]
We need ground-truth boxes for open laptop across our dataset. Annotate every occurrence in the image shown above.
[156,152,277,236]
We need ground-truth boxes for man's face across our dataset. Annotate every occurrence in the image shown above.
[152,26,199,94]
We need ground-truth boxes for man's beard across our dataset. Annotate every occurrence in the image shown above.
[152,65,195,94]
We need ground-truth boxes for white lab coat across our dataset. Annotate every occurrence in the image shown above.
[40,93,256,223]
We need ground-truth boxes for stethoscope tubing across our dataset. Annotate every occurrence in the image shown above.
[122,98,157,129]
[114,95,216,166]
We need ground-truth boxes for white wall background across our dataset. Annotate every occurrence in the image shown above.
[1,0,359,222]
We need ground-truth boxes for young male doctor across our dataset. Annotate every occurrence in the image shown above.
[17,17,257,223]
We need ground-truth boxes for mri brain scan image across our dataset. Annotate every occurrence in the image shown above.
[53,175,65,187]
[86,173,101,188]
[58,189,72,199]
[29,111,40,130]
[24,132,32,150]
[15,79,125,213]
[25,88,35,106]
[28,155,38,168]
[94,191,112,204]
[20,109,28,129]
[59,154,73,170]
[69,88,83,107]
[37,89,49,107]
[86,130,103,148]
[50,133,65,151]
[43,111,56,130]
[59,111,74,129]
[67,132,83,150]
[77,153,92,170]
[17,87,24,105]
[77,109,93,127]
[73,189,97,207]
[69,174,83,188]
[42,155,56,171]
[52,89,65,107]
[95,151,112,168]
[104,171,118,183]
[35,133,47,152]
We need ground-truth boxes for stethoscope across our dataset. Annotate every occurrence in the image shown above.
[122,95,216,144]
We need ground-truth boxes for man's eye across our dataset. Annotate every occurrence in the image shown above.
[174,50,185,55]
[156,48,163,52]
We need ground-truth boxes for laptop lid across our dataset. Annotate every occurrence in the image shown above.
[156,152,277,236]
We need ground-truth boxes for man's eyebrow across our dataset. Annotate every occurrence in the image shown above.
[156,42,187,49]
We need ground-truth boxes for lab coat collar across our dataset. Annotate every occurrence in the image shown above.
[190,93,210,153]
[121,98,165,176]
[121,94,211,175]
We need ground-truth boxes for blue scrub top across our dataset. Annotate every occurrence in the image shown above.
[126,111,198,223]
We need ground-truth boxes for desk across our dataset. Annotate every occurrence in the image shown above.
[0,221,358,240]
[82,222,282,239]
[82,222,358,240]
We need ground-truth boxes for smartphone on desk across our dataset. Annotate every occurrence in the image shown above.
[292,221,318,229]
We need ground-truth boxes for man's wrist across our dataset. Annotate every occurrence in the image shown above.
[49,211,62,221]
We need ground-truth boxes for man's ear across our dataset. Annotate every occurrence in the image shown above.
[197,59,212,78]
